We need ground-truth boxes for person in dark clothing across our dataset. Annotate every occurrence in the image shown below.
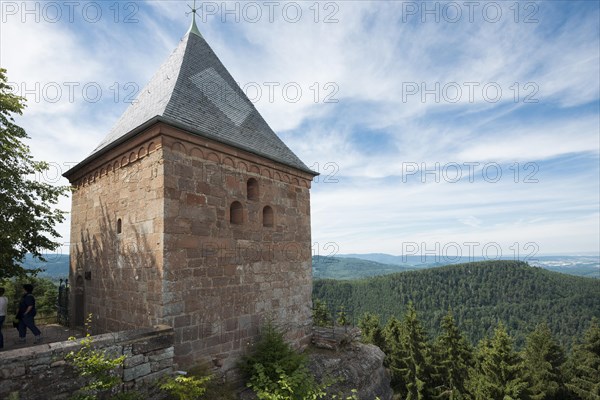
[16,284,42,344]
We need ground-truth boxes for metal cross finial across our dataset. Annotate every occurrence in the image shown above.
[186,0,202,37]
[186,0,199,18]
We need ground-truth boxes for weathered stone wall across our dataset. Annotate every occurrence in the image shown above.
[159,126,314,373]
[0,325,174,400]
[68,129,166,333]
[66,122,315,375]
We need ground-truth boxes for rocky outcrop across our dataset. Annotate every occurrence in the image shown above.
[312,326,362,350]
[238,327,393,399]
[308,343,393,400]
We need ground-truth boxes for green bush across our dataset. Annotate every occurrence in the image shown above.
[159,375,211,400]
[65,314,128,400]
[248,363,328,400]
[240,322,329,400]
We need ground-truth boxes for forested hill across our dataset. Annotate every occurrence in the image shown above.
[313,260,600,349]
[20,253,69,279]
[312,255,414,279]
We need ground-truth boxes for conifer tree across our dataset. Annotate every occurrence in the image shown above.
[467,323,529,400]
[383,316,408,392]
[433,310,473,400]
[566,319,600,400]
[313,299,331,327]
[398,303,435,400]
[336,306,350,326]
[523,323,566,400]
[358,312,386,349]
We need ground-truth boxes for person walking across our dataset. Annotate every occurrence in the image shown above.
[16,284,42,344]
[0,287,7,349]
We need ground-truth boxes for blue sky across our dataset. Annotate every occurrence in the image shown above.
[1,1,599,258]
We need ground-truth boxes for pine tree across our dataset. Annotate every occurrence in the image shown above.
[313,299,331,327]
[433,310,473,400]
[566,319,600,400]
[336,306,350,326]
[523,323,566,400]
[467,323,529,400]
[398,303,435,400]
[383,315,408,393]
[358,312,386,349]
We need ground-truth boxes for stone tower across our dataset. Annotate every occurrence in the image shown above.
[63,17,317,372]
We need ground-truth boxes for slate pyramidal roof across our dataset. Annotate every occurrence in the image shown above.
[66,20,315,177]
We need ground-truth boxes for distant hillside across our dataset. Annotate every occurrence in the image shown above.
[535,256,600,279]
[338,253,434,268]
[313,260,600,348]
[312,256,414,279]
[17,251,599,282]
[337,253,600,278]
[20,254,69,279]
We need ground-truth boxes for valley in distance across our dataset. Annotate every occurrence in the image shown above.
[19,252,600,347]
[313,253,600,280]
[20,252,600,280]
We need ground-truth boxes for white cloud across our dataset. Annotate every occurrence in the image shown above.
[2,1,598,255]
[310,158,600,255]
[455,116,600,162]
[458,216,482,228]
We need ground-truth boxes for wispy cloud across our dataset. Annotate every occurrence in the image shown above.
[1,0,598,255]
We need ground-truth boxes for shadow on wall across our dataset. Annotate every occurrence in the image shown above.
[72,201,160,334]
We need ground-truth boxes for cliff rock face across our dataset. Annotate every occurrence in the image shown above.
[308,343,393,400]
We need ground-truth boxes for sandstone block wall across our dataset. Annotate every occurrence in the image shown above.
[69,129,166,333]
[159,127,314,371]
[0,325,174,400]
[67,123,315,374]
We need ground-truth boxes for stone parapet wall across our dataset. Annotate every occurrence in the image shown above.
[0,325,174,400]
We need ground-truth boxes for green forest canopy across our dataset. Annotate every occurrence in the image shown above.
[313,260,600,349]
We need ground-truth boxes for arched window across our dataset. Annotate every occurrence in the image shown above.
[230,201,243,224]
[117,218,122,234]
[247,178,259,201]
[263,206,274,227]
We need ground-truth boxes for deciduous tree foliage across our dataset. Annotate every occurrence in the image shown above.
[0,68,68,279]
[3,276,58,318]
